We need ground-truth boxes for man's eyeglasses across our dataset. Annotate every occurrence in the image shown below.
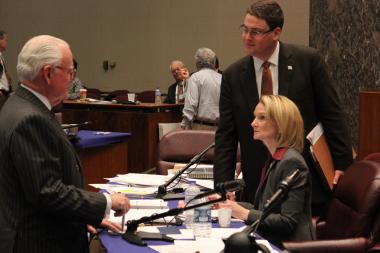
[239,24,273,37]
[55,66,77,79]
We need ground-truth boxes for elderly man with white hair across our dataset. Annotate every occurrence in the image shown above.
[181,47,222,130]
[0,35,131,253]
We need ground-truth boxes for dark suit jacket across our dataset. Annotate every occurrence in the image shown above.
[240,148,314,248]
[164,81,178,104]
[0,86,107,253]
[214,42,353,204]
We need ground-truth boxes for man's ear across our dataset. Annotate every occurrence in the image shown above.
[273,27,282,41]
[42,65,52,83]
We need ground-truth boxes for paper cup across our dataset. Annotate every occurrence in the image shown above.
[79,89,87,100]
[128,93,136,102]
[218,208,232,228]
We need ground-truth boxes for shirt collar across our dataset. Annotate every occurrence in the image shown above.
[21,83,52,111]
[253,41,280,72]
[272,147,288,161]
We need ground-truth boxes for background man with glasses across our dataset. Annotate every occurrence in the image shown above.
[213,0,353,217]
[0,35,131,253]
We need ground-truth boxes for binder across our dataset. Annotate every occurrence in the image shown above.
[307,123,335,190]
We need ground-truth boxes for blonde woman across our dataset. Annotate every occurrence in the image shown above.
[219,95,314,247]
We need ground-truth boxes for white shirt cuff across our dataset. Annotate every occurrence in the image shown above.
[103,193,112,218]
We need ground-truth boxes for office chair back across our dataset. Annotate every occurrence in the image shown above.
[157,130,215,175]
[318,160,380,240]
[363,152,380,164]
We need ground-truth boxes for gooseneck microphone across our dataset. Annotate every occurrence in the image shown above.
[264,169,301,210]
[223,169,302,253]
[194,179,245,199]
[156,142,215,198]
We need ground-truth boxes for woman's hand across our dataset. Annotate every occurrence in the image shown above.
[218,199,249,221]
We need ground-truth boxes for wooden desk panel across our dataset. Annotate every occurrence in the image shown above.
[359,90,380,159]
[78,141,128,191]
[63,101,182,173]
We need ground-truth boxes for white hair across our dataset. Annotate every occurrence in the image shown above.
[17,35,69,81]
[194,47,216,70]
[169,60,185,71]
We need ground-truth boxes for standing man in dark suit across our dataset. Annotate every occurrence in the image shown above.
[0,30,12,108]
[213,0,353,216]
[164,60,189,104]
[0,35,131,253]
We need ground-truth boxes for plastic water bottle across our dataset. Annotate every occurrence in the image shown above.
[184,180,200,228]
[193,197,212,238]
[155,88,161,104]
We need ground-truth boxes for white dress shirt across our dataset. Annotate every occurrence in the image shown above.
[0,52,10,91]
[252,41,280,97]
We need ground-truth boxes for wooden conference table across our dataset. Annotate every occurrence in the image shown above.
[62,100,182,173]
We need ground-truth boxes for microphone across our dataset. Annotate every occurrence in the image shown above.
[222,169,301,253]
[156,142,215,199]
[264,169,301,210]
[61,121,92,129]
[194,179,245,199]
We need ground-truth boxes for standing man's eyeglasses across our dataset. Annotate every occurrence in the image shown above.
[239,24,274,37]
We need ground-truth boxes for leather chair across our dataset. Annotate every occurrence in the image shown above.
[156,130,241,175]
[104,89,129,101]
[137,90,156,103]
[86,88,101,99]
[363,153,380,164]
[283,160,380,253]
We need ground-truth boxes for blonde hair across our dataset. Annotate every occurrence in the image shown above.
[259,95,304,152]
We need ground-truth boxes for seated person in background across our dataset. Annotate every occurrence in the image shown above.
[67,59,85,99]
[164,60,189,104]
[217,95,314,248]
[181,47,221,130]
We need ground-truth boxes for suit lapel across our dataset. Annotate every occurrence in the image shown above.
[278,42,295,97]
[240,56,259,111]
[253,159,278,208]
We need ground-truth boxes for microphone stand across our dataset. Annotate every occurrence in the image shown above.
[122,194,225,246]
[156,142,215,200]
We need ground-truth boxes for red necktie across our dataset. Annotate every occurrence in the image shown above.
[261,61,273,96]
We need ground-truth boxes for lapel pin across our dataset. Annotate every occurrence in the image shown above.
[288,65,293,70]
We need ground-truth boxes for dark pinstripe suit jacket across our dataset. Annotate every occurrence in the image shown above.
[0,86,107,253]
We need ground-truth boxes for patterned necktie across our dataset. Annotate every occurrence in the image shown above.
[177,82,185,103]
[261,61,273,96]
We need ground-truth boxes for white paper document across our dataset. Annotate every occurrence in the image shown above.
[89,184,158,196]
[106,173,170,186]
[129,199,167,209]
[306,122,324,145]
[108,208,172,225]
[150,237,224,253]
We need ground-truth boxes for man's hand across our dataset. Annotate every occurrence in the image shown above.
[110,193,131,216]
[333,170,345,186]
[179,68,189,80]
[87,219,123,234]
